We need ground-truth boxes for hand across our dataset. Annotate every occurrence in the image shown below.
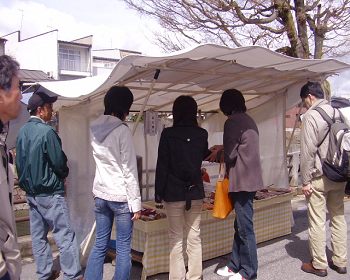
[209,145,223,152]
[205,150,219,162]
[132,211,141,221]
[302,183,313,197]
[205,145,223,162]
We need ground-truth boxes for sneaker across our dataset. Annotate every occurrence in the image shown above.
[216,266,236,277]
[229,273,247,280]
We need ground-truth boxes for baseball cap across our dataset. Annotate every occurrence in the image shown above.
[27,91,58,112]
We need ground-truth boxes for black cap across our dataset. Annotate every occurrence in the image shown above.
[27,91,58,112]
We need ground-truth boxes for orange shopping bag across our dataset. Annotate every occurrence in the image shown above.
[212,159,233,219]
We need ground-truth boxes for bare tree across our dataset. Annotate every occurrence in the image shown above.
[122,0,350,59]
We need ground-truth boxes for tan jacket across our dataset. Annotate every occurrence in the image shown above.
[300,99,342,185]
[0,153,21,279]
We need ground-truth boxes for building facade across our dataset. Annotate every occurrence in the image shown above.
[2,30,93,80]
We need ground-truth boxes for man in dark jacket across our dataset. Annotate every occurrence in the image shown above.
[16,91,83,280]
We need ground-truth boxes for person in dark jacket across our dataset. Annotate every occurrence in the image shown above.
[207,89,263,280]
[16,91,83,280]
[155,95,209,280]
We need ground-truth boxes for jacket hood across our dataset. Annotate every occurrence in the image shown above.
[91,115,124,143]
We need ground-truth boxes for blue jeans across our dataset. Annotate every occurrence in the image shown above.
[227,192,257,280]
[84,198,133,280]
[27,195,82,280]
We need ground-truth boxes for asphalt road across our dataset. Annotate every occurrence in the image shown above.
[21,196,350,280]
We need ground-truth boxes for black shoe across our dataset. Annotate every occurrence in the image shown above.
[47,270,60,280]
[329,261,347,274]
[301,262,327,277]
[345,181,350,195]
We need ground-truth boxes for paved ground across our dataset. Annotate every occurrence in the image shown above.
[21,196,350,280]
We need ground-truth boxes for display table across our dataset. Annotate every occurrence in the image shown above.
[131,192,293,279]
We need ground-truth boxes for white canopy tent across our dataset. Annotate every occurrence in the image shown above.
[18,44,350,245]
[35,44,349,111]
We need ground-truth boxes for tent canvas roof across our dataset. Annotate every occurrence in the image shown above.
[32,44,350,112]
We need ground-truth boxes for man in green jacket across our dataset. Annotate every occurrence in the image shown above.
[16,91,83,280]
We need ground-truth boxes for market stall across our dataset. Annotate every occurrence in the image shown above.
[15,44,350,269]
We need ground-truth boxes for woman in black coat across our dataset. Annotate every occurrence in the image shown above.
[155,95,209,280]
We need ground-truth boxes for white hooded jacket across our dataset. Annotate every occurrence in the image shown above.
[90,115,141,213]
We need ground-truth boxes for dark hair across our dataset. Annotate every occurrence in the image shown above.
[219,89,246,115]
[172,95,198,126]
[104,86,134,120]
[300,81,324,99]
[0,55,19,91]
[29,109,37,116]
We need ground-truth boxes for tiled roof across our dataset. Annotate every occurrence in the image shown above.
[18,69,53,82]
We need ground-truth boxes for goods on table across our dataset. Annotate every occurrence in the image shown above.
[204,186,291,208]
[140,207,166,221]
[139,186,290,221]
[254,188,291,200]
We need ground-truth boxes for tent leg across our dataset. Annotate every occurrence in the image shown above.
[80,221,96,267]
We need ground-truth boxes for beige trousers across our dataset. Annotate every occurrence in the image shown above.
[164,200,203,280]
[307,176,347,269]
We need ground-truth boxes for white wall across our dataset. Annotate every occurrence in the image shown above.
[4,31,59,79]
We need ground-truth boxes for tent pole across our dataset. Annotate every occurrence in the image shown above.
[132,69,160,135]
[80,222,96,267]
[286,102,303,154]
[144,133,149,201]
[132,69,160,202]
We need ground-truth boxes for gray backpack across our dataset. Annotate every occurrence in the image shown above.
[314,107,350,182]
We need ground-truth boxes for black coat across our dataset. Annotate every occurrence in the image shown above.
[155,125,209,203]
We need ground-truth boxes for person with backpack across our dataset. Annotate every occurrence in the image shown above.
[299,81,347,277]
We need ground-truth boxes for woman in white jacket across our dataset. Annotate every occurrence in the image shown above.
[84,86,141,280]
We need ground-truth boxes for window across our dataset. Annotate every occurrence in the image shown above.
[104,62,115,69]
[59,47,81,71]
